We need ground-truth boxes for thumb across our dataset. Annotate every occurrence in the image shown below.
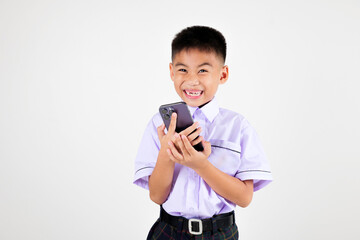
[157,123,165,138]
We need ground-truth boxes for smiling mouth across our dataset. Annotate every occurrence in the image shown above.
[183,89,203,99]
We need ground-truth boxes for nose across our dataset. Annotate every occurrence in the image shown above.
[187,73,199,85]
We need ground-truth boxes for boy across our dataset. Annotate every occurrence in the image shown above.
[134,26,272,239]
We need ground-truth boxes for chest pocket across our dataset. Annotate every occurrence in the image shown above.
[208,139,241,176]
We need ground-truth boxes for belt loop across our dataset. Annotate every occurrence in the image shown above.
[211,217,218,235]
[176,217,184,233]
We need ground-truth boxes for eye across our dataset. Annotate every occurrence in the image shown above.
[199,69,207,73]
[178,69,187,72]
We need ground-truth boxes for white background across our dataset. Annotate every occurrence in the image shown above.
[1,0,359,239]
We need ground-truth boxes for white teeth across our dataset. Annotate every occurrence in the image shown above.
[185,90,202,96]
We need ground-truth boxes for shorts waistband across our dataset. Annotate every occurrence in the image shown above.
[160,206,235,235]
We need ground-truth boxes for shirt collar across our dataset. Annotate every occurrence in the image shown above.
[187,96,219,123]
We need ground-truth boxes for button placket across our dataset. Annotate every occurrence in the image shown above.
[187,168,197,213]
[188,109,205,214]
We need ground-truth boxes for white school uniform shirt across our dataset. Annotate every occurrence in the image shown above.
[134,97,272,219]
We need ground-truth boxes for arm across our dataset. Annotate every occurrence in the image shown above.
[167,134,253,208]
[149,113,203,205]
[148,114,177,205]
[196,162,253,207]
[148,146,175,205]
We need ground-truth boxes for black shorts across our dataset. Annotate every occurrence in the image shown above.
[147,218,239,240]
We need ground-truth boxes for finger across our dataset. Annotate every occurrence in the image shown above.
[171,132,179,144]
[176,134,190,157]
[171,134,182,154]
[168,141,183,160]
[202,140,212,156]
[157,123,165,138]
[181,134,195,156]
[179,122,199,137]
[187,127,202,142]
[166,149,179,163]
[191,136,203,146]
[168,113,177,134]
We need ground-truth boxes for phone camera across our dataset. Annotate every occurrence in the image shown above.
[161,107,174,120]
[161,108,168,115]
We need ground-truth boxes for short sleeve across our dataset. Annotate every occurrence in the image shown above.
[234,120,273,192]
[133,114,162,190]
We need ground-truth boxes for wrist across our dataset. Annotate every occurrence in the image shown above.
[158,147,174,164]
[194,159,211,175]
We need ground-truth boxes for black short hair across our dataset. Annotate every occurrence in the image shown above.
[171,26,227,63]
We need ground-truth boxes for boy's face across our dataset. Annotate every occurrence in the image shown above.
[170,48,228,107]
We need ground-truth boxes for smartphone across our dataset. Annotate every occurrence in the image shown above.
[159,102,204,151]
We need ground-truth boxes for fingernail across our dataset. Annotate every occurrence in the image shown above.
[174,133,179,138]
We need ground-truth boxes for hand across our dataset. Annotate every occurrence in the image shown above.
[167,134,212,172]
[157,113,179,154]
[178,122,203,147]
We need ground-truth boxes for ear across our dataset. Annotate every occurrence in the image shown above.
[169,63,175,82]
[219,65,229,84]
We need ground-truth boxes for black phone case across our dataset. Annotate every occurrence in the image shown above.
[159,102,204,151]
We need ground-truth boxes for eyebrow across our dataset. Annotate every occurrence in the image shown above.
[174,63,188,67]
[198,62,213,68]
[174,62,213,68]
